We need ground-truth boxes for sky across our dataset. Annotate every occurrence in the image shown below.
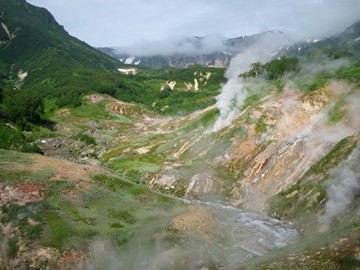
[27,0,360,48]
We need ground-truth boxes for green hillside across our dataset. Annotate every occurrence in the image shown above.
[0,0,121,76]
[0,0,226,154]
[0,0,225,112]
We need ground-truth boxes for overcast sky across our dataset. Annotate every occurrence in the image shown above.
[27,0,360,48]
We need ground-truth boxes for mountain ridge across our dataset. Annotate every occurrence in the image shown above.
[98,31,286,69]
[99,21,360,69]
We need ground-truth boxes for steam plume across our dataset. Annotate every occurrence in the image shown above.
[318,144,360,226]
[212,33,288,132]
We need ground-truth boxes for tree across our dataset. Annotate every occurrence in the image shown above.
[264,57,299,80]
[241,58,299,80]
[4,90,44,128]
[250,62,263,77]
[159,85,171,99]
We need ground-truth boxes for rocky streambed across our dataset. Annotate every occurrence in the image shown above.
[172,199,301,269]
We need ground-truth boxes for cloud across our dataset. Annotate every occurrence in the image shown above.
[27,0,360,47]
[115,35,225,56]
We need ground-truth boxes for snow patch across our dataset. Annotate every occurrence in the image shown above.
[205,72,212,80]
[124,57,135,64]
[306,39,320,43]
[161,81,176,91]
[18,70,28,81]
[194,78,199,91]
[168,81,176,90]
[355,37,360,42]
[184,82,193,90]
[117,68,137,75]
[1,22,15,40]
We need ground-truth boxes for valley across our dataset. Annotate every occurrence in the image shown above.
[0,0,360,269]
[4,69,358,268]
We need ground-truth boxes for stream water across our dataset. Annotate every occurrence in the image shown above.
[184,200,300,267]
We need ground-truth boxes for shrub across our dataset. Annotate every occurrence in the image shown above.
[74,133,96,145]
[3,90,44,128]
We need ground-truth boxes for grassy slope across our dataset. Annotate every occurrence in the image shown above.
[0,149,185,268]
[0,0,120,76]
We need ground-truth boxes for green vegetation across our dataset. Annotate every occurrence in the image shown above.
[0,149,185,261]
[182,108,219,133]
[73,133,96,145]
[328,99,347,124]
[112,65,225,115]
[241,57,299,80]
[255,114,268,134]
[0,0,226,154]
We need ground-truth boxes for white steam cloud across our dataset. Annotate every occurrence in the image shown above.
[212,33,289,132]
[318,144,360,226]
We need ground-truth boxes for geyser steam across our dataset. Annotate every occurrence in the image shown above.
[213,33,288,132]
[318,144,360,226]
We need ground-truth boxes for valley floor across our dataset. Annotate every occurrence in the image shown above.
[2,81,360,269]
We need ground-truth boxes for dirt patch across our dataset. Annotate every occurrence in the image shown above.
[63,181,93,198]
[4,153,102,182]
[30,155,100,181]
[230,139,259,174]
[0,183,43,206]
[107,101,159,120]
[86,94,113,104]
[171,205,222,242]
[58,109,70,116]
[57,249,86,270]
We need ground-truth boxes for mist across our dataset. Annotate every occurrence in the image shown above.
[82,203,300,269]
[115,35,226,57]
[212,32,289,132]
[318,144,360,226]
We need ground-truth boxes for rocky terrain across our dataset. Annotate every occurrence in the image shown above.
[2,73,357,268]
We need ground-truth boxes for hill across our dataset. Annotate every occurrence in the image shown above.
[0,0,121,78]
[0,0,226,154]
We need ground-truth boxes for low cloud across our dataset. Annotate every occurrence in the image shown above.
[28,0,360,47]
[114,35,225,56]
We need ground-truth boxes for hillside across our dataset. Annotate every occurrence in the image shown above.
[0,0,129,115]
[0,0,226,156]
[0,1,360,269]
[0,0,121,78]
[280,20,360,58]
